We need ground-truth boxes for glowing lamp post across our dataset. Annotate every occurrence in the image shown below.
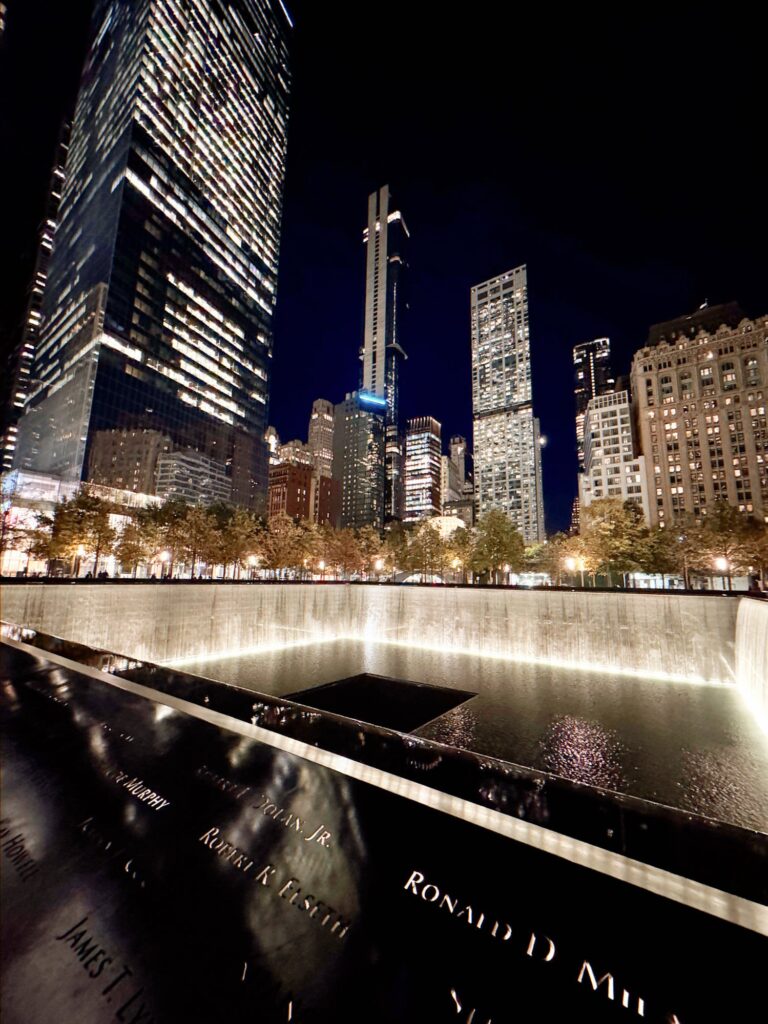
[247,554,258,580]
[74,544,86,578]
[373,557,384,581]
[159,549,171,580]
[565,555,586,588]
[714,556,730,591]
[318,559,326,582]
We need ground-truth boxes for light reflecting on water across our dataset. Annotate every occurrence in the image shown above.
[539,715,626,791]
[422,704,479,751]
[179,639,768,833]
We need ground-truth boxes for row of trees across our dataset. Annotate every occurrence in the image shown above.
[0,489,516,581]
[540,500,768,588]
[383,501,768,588]
[2,487,767,587]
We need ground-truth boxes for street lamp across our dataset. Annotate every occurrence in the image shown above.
[373,557,384,581]
[75,544,86,578]
[714,556,730,591]
[159,549,171,580]
[318,559,326,582]
[247,554,258,580]
[564,555,585,588]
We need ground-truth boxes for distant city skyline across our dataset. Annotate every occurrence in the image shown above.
[0,1,765,531]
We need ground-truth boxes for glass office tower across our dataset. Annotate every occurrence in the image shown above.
[333,391,386,529]
[15,0,292,510]
[1,124,70,473]
[471,264,545,543]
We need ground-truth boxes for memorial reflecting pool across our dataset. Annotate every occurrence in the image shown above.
[175,639,768,833]
[3,586,767,1022]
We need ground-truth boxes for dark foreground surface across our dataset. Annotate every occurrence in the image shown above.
[1,639,766,1023]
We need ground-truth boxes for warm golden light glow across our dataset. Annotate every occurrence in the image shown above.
[167,634,723,687]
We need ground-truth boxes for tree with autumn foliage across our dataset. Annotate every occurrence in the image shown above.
[47,488,117,575]
[578,498,648,585]
[469,509,525,584]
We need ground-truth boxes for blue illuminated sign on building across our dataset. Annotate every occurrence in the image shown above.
[358,391,387,409]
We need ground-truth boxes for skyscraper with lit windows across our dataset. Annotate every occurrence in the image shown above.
[573,336,614,471]
[360,185,408,520]
[307,398,334,479]
[404,416,442,521]
[333,391,386,529]
[1,124,70,472]
[15,0,292,510]
[471,264,545,542]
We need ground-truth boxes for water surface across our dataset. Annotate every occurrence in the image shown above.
[176,639,768,832]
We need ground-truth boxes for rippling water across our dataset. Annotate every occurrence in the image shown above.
[177,639,768,832]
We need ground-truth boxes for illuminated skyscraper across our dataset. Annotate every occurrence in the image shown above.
[404,416,442,521]
[333,391,386,529]
[1,125,70,472]
[573,337,614,470]
[15,0,292,510]
[579,389,649,522]
[360,185,408,520]
[471,264,545,543]
[307,398,334,479]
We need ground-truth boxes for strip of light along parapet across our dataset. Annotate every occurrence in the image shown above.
[165,634,729,686]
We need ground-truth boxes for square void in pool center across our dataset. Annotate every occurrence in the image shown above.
[284,673,477,733]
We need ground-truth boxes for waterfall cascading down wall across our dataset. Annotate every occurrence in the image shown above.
[735,598,768,729]
[0,583,741,684]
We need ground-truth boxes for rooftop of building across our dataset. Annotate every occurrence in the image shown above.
[633,312,767,363]
[646,301,745,346]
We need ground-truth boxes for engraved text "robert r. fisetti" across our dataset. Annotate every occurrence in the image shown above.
[199,827,351,939]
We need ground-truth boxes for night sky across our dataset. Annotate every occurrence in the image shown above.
[1,1,765,531]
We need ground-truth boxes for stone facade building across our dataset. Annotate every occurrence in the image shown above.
[631,313,768,526]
